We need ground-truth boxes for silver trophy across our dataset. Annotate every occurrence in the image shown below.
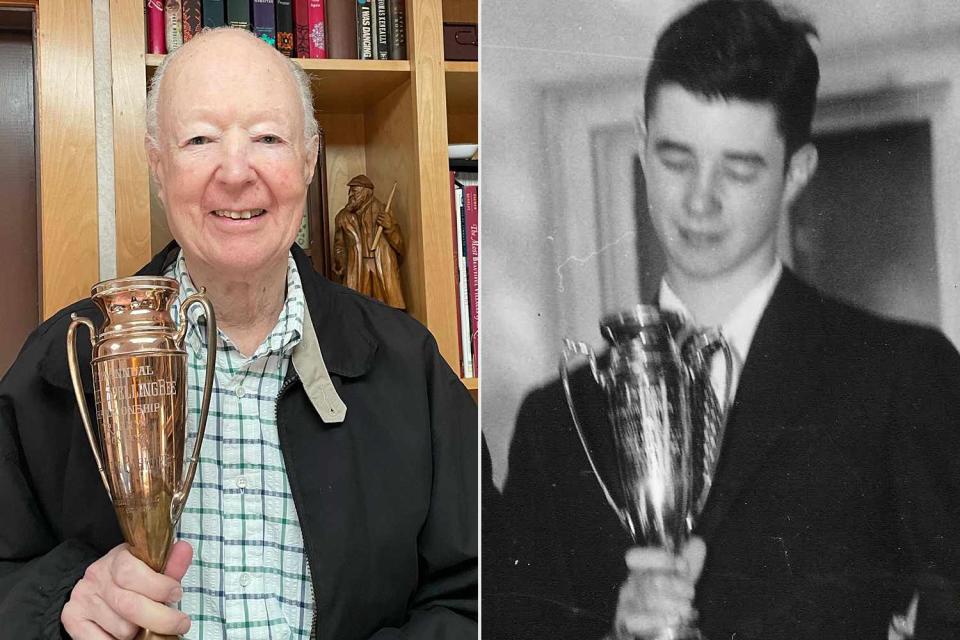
[560,305,734,640]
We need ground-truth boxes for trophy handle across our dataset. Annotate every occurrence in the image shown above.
[67,314,112,500]
[170,290,217,526]
[560,339,629,531]
[682,328,735,417]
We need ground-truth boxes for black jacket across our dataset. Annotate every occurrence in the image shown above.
[485,269,960,640]
[0,243,478,639]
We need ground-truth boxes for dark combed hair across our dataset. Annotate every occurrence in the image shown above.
[644,0,820,156]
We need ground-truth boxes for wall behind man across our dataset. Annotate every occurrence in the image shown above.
[482,0,960,488]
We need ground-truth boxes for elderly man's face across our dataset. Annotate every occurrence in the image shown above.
[149,31,317,275]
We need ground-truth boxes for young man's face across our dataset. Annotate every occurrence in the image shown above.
[641,84,815,283]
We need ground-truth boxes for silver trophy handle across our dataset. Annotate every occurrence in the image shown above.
[560,339,629,531]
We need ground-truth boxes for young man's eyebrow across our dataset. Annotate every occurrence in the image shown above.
[723,151,767,167]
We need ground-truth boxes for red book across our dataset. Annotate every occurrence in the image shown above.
[146,0,166,54]
[464,185,479,376]
[308,0,327,58]
[293,0,310,57]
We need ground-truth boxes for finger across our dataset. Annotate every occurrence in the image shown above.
[681,536,707,581]
[87,593,140,640]
[109,549,184,604]
[619,610,687,637]
[62,618,115,640]
[624,572,695,602]
[624,546,679,573]
[163,540,194,583]
[101,584,191,637]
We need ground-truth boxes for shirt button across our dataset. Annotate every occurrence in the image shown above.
[236,476,247,489]
[239,573,251,587]
[235,386,245,398]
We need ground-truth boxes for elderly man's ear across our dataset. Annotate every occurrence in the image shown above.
[304,134,320,185]
[146,139,166,204]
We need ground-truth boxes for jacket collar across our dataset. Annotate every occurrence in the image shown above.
[42,241,377,392]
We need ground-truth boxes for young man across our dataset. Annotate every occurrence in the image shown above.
[0,28,477,639]
[488,2,960,638]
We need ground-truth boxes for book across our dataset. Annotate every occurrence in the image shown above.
[464,185,479,377]
[225,0,250,29]
[387,0,405,59]
[356,0,374,60]
[306,128,333,277]
[373,0,388,60]
[453,182,473,377]
[202,0,226,28]
[182,0,203,42]
[293,0,310,57]
[448,171,466,377]
[251,0,277,47]
[276,0,295,56]
[325,0,357,59]
[306,0,327,58]
[146,0,166,54]
[165,0,184,52]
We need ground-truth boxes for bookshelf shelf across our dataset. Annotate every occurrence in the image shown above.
[445,62,477,145]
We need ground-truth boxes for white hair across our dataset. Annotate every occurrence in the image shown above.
[145,27,318,151]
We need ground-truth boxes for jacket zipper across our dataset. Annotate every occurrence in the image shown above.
[275,373,320,638]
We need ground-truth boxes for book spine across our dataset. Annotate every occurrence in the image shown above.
[293,0,309,57]
[325,0,357,59]
[356,0,374,60]
[454,183,473,378]
[276,0,294,56]
[308,0,327,58]
[146,0,167,54]
[226,0,251,29]
[464,185,479,377]
[165,0,184,52]
[387,0,405,59]
[202,0,225,27]
[449,172,465,377]
[373,0,388,60]
[251,0,277,46]
[182,0,203,42]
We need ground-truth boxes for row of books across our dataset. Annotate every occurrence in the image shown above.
[146,0,406,60]
[450,168,479,378]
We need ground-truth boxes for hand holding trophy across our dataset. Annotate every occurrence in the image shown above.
[561,306,733,640]
[66,276,216,640]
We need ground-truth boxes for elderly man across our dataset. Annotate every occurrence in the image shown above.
[0,28,476,640]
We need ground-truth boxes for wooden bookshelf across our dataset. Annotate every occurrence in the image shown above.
[112,0,478,398]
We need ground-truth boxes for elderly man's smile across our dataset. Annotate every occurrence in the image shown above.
[211,208,267,220]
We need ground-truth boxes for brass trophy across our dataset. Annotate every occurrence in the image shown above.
[561,306,733,640]
[67,276,216,640]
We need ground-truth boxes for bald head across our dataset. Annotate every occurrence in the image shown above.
[146,27,317,152]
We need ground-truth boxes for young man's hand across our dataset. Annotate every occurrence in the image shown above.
[612,537,706,639]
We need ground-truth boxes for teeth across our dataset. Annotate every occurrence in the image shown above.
[212,209,265,219]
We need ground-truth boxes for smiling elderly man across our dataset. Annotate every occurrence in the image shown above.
[0,28,477,640]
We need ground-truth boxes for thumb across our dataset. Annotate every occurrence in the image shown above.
[163,540,194,582]
[680,536,707,582]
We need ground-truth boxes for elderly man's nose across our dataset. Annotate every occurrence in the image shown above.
[684,168,720,218]
[216,138,256,185]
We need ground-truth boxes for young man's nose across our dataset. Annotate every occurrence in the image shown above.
[684,166,721,218]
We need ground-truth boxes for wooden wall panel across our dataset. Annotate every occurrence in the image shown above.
[35,0,99,316]
[110,0,151,275]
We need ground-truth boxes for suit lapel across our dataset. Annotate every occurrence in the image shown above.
[694,269,826,542]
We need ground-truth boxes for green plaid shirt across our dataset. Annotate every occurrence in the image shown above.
[166,251,315,639]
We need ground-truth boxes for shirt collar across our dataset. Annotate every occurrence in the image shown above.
[659,261,783,364]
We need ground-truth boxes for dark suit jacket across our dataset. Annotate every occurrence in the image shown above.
[485,269,960,640]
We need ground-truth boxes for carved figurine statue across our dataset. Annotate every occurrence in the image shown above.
[333,174,406,309]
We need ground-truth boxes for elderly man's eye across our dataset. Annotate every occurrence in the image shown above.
[187,136,210,145]
[259,135,281,144]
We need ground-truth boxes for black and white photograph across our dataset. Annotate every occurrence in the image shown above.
[482,1,960,638]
